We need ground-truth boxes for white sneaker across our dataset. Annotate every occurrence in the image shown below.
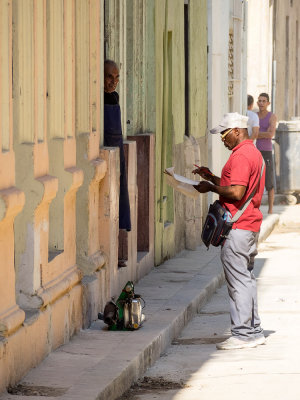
[216,336,258,350]
[255,335,266,345]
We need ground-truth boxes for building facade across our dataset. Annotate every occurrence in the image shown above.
[207,0,248,193]
[0,0,209,391]
[247,0,300,120]
[0,0,106,391]
[273,0,300,120]
[247,0,300,191]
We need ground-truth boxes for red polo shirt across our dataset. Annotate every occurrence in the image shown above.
[219,140,265,232]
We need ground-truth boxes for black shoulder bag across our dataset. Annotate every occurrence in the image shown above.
[201,160,265,249]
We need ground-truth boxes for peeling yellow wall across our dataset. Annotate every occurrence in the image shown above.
[1,0,208,391]
[0,0,109,391]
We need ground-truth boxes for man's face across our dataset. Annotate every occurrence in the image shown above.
[257,96,270,112]
[220,127,238,150]
[104,64,119,93]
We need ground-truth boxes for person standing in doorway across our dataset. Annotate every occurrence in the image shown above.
[256,93,277,214]
[104,60,131,268]
[247,94,259,142]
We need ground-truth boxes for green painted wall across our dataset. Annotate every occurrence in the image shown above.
[189,0,207,138]
[154,0,208,265]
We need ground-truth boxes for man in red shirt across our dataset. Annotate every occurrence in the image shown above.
[194,112,266,350]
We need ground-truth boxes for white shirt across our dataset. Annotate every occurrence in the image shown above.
[246,110,259,139]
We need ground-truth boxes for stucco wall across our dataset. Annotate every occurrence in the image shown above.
[154,0,208,264]
[1,0,210,391]
[207,0,247,206]
[247,0,300,120]
[189,0,208,139]
[273,0,300,120]
[0,0,115,391]
[247,0,273,110]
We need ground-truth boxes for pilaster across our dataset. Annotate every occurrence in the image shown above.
[0,187,25,336]
[0,0,32,335]
[14,148,59,308]
[75,0,107,277]
[76,134,107,276]
[99,147,119,299]
[183,135,203,250]
[13,0,83,310]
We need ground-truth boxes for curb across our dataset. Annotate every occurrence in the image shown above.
[258,214,280,244]
[98,266,225,400]
[0,209,283,400]
[95,210,280,400]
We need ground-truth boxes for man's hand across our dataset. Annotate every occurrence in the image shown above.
[192,166,214,181]
[193,181,213,193]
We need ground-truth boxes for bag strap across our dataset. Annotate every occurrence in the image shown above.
[231,159,265,223]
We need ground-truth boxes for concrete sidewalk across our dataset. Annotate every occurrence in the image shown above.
[1,204,299,400]
[134,211,300,400]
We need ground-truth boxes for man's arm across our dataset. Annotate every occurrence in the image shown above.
[257,113,277,139]
[250,113,259,141]
[194,181,246,201]
[206,174,221,186]
[251,126,259,141]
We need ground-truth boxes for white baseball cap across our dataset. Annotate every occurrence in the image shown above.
[210,112,249,134]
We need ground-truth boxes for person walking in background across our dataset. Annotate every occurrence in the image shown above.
[104,60,131,268]
[256,93,277,214]
[247,94,259,142]
[193,113,266,350]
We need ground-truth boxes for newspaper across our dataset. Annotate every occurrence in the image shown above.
[164,167,200,199]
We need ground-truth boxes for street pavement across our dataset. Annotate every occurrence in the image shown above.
[1,203,299,400]
[121,210,300,399]
[122,211,300,400]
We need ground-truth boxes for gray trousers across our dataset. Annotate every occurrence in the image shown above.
[221,229,264,340]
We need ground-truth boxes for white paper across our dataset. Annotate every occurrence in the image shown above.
[164,167,200,199]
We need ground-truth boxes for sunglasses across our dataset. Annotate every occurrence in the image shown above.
[221,128,234,140]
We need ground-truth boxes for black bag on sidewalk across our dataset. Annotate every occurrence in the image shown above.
[201,160,265,249]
